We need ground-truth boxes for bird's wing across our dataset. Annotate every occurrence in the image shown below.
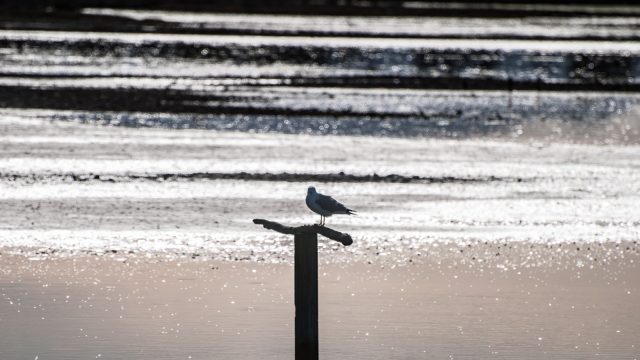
[315,193,355,214]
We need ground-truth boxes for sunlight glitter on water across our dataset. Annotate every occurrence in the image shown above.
[4,30,640,53]
[1,114,639,261]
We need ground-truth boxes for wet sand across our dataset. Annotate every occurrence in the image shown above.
[1,252,638,360]
[1,114,639,259]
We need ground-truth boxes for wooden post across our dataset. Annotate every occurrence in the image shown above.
[252,219,352,360]
[295,232,319,360]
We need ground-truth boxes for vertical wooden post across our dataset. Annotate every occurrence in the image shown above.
[295,232,319,360]
[252,219,352,359]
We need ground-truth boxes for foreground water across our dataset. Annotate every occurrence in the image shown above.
[1,255,638,360]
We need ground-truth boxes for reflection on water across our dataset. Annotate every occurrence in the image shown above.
[1,257,638,360]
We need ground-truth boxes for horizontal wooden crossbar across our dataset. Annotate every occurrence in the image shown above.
[252,219,353,246]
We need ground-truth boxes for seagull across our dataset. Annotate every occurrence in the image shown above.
[306,186,356,226]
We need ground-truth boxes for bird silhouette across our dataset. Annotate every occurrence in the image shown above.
[305,186,356,226]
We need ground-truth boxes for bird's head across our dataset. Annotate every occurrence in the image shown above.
[307,186,316,195]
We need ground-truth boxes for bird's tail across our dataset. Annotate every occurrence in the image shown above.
[347,209,357,215]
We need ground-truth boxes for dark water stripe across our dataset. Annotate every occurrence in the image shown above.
[2,76,639,92]
[3,88,637,140]
[0,85,424,117]
[0,82,638,122]
[0,172,520,184]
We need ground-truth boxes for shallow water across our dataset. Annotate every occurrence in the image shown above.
[1,256,638,360]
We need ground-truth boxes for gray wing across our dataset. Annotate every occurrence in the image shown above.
[316,193,355,214]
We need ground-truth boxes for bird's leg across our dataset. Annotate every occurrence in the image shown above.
[320,216,325,226]
[318,215,323,226]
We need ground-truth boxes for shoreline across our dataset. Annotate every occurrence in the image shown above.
[2,238,638,269]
